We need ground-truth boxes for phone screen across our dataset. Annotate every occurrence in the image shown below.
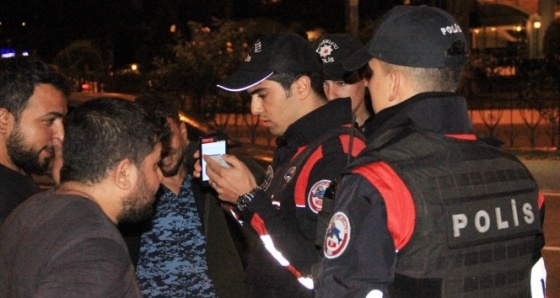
[199,134,227,184]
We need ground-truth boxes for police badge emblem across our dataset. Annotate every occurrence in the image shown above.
[260,165,274,191]
[324,212,351,259]
[307,180,331,213]
[284,166,296,183]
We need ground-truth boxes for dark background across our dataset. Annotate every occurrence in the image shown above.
[0,0,404,68]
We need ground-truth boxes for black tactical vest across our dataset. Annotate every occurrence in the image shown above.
[350,127,542,298]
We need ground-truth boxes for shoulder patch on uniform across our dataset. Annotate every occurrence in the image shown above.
[307,179,331,213]
[284,166,296,183]
[261,165,274,191]
[324,212,351,259]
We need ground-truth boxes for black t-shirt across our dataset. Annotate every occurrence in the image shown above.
[0,164,41,223]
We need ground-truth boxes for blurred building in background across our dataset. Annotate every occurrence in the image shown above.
[472,0,557,59]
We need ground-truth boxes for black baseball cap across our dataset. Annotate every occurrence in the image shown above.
[344,5,468,71]
[313,34,363,81]
[217,33,322,92]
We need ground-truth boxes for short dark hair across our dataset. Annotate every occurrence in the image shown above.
[379,61,464,93]
[269,71,325,99]
[60,97,168,184]
[0,57,72,120]
[135,93,180,124]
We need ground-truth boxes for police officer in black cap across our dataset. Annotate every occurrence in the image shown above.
[317,6,546,298]
[197,33,366,297]
[314,34,373,135]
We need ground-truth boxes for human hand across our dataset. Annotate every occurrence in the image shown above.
[204,154,257,204]
[192,149,201,178]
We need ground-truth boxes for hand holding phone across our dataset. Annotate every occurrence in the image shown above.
[208,154,232,169]
[199,134,228,185]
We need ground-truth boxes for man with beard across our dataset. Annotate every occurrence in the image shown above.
[0,57,70,223]
[0,98,166,297]
[132,93,263,298]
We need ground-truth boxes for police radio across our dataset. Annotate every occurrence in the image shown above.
[315,178,338,248]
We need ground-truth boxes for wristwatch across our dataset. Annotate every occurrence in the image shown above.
[237,187,259,212]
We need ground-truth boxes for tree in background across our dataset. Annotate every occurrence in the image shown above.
[52,40,105,92]
[150,19,286,120]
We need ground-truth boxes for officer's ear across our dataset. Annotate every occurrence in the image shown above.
[293,75,312,99]
[388,70,400,103]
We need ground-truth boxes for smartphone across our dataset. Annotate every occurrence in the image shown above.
[199,133,228,185]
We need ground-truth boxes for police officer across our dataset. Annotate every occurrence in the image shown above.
[313,34,373,135]
[196,33,366,297]
[317,6,546,297]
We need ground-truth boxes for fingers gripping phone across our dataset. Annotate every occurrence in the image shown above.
[199,133,228,185]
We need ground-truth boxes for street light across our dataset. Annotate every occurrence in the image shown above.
[531,13,542,58]
[534,21,542,30]
[534,21,541,58]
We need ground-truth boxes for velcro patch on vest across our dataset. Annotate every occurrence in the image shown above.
[307,179,331,213]
[324,212,351,259]
[445,195,541,248]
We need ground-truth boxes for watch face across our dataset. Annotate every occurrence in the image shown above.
[237,195,249,211]
[237,188,258,211]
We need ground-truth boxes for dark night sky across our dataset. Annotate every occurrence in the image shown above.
[0,0,402,67]
[1,0,150,64]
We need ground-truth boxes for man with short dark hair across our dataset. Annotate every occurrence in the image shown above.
[317,6,546,297]
[132,93,258,298]
[0,98,166,296]
[198,32,366,297]
[0,57,70,223]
